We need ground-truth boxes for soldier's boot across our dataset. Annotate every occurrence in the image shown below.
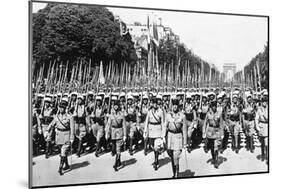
[129,137,134,156]
[187,138,192,153]
[171,161,176,178]
[144,139,148,156]
[153,151,159,170]
[249,136,254,153]
[203,138,208,153]
[58,156,64,176]
[76,140,82,158]
[111,142,116,157]
[231,136,235,151]
[117,154,122,167]
[265,146,268,165]
[95,142,100,157]
[214,151,219,169]
[113,154,118,171]
[211,149,216,164]
[245,136,250,151]
[63,156,70,170]
[175,164,180,178]
[45,141,50,159]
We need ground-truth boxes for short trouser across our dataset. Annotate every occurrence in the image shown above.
[92,123,104,142]
[167,149,182,165]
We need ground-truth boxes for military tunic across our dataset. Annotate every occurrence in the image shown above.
[40,106,54,142]
[107,111,126,154]
[48,113,74,156]
[228,104,241,136]
[256,106,268,138]
[243,104,256,136]
[74,104,87,140]
[184,103,197,138]
[90,106,105,142]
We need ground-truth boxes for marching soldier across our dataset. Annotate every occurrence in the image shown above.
[40,96,55,159]
[106,100,127,171]
[255,93,268,164]
[32,105,42,156]
[184,93,197,152]
[125,94,138,155]
[137,94,150,155]
[90,95,106,157]
[203,101,224,169]
[144,96,165,170]
[197,93,209,152]
[47,98,75,175]
[73,94,87,157]
[164,97,187,178]
[228,94,242,153]
[242,93,256,153]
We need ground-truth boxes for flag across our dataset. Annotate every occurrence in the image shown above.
[98,61,105,85]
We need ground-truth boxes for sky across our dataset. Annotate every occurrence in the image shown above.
[32,2,268,72]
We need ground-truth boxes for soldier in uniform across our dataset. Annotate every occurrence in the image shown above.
[47,98,75,175]
[73,94,87,157]
[144,97,165,170]
[125,94,138,155]
[203,101,224,169]
[184,93,197,152]
[255,93,268,164]
[106,100,127,171]
[227,94,242,153]
[90,95,106,157]
[40,96,55,158]
[197,93,209,152]
[32,105,41,156]
[137,94,150,155]
[242,93,256,153]
[164,97,187,178]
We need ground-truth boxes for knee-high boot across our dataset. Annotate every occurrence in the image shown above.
[187,138,192,153]
[95,141,100,157]
[249,136,254,153]
[111,141,116,156]
[153,151,159,170]
[175,164,179,178]
[211,149,215,164]
[144,138,148,155]
[58,156,64,175]
[129,137,134,156]
[45,141,50,159]
[214,150,219,169]
[63,156,70,170]
[77,139,83,157]
[113,154,118,171]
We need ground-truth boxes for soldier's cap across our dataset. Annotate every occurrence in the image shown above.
[119,92,126,98]
[163,92,170,97]
[77,94,83,100]
[37,93,44,98]
[217,93,223,99]
[142,95,148,99]
[96,96,102,101]
[111,96,118,101]
[207,92,216,97]
[63,93,69,97]
[156,94,162,100]
[82,93,87,97]
[44,97,51,103]
[262,89,268,96]
[176,92,184,96]
[71,91,78,96]
[232,94,238,99]
[87,91,94,95]
[185,93,192,99]
[45,93,52,98]
[57,92,62,97]
[104,94,110,99]
[127,94,134,100]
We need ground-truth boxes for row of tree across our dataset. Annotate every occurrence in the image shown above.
[233,43,268,90]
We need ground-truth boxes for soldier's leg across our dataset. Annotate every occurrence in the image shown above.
[259,136,265,161]
[173,150,182,178]
[129,122,135,155]
[264,137,268,164]
[187,121,193,153]
[214,139,221,169]
[167,149,175,177]
[95,125,103,157]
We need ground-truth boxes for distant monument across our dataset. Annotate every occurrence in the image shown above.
[223,63,236,82]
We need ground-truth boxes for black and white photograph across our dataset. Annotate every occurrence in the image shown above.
[29,0,269,188]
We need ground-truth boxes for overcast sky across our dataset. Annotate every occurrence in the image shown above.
[32,2,268,72]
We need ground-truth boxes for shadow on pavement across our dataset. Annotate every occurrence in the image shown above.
[64,161,90,173]
[157,157,170,168]
[118,158,137,170]
[179,169,195,177]
[206,156,227,166]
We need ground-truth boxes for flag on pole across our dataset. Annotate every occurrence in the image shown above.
[98,61,105,85]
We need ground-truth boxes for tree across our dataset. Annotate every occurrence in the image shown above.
[32,3,137,70]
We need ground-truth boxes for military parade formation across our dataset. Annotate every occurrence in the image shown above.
[32,85,269,178]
